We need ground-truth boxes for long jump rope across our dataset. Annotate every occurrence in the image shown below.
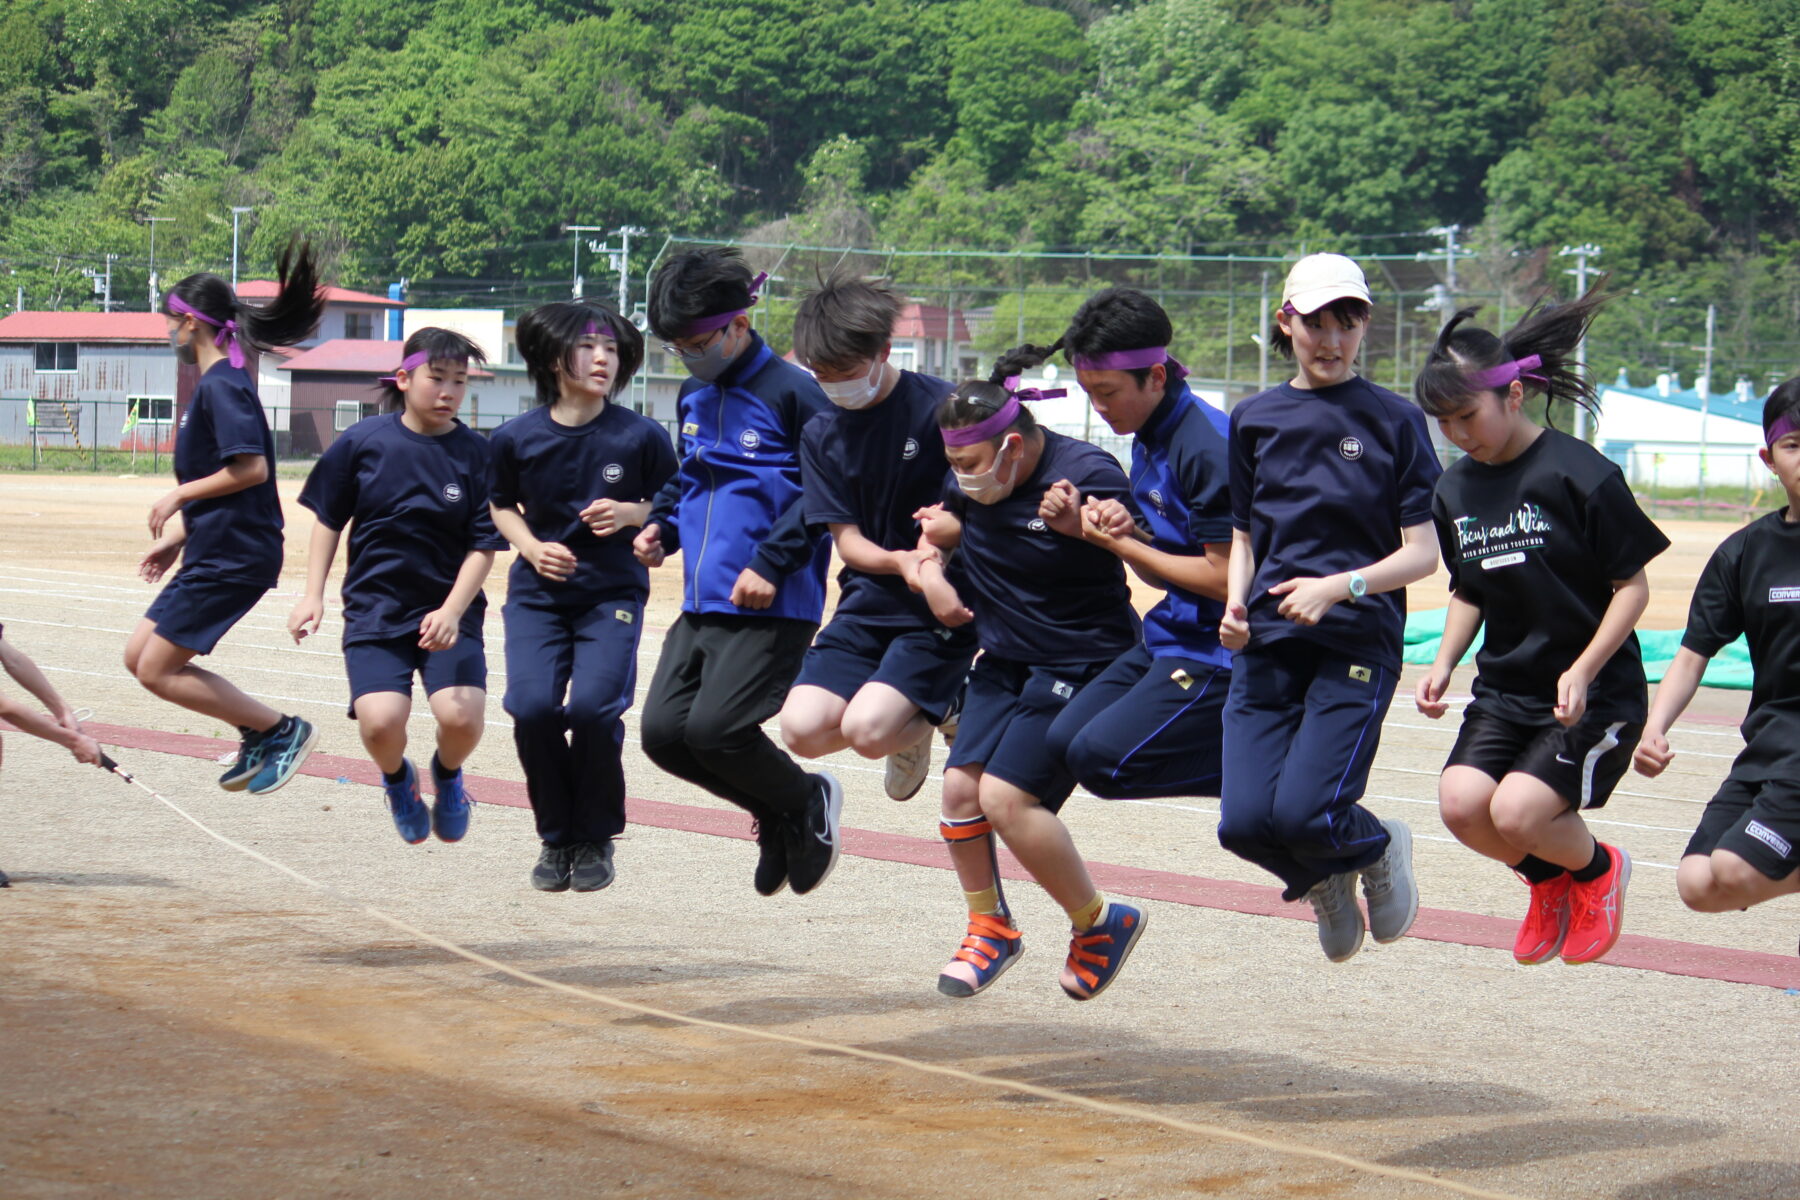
[82,743,1532,1200]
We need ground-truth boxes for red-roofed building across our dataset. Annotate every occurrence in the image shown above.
[279,339,530,454]
[891,303,976,380]
[0,311,192,454]
[235,279,402,346]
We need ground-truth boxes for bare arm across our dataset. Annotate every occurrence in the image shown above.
[1416,591,1484,718]
[1268,520,1440,627]
[0,637,75,720]
[1554,569,1650,725]
[491,503,576,581]
[419,550,498,651]
[1634,646,1708,777]
[149,455,269,538]
[830,523,910,577]
[1096,537,1229,602]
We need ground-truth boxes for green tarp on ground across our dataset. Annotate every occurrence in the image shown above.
[1403,609,1754,690]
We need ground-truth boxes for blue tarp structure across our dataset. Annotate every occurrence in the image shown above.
[1403,609,1753,690]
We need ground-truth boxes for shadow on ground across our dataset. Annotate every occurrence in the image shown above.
[1618,1161,1800,1200]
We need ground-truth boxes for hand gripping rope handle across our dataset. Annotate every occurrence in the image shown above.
[77,745,1529,1200]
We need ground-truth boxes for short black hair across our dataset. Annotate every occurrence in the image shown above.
[792,276,899,371]
[1063,288,1174,385]
[1268,296,1371,359]
[647,247,757,342]
[1764,377,1800,440]
[374,327,487,414]
[515,301,644,406]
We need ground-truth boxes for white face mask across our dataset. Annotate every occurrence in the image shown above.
[818,360,884,410]
[953,434,1023,505]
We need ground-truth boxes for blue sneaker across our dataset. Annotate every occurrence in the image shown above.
[937,912,1024,998]
[245,715,319,796]
[1059,901,1148,1001]
[384,759,430,845]
[430,762,474,843]
[218,725,268,791]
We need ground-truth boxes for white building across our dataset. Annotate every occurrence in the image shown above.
[1595,369,1765,490]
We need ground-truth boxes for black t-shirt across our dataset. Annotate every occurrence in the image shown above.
[1229,376,1441,670]
[943,431,1140,666]
[800,370,955,627]
[1432,429,1670,723]
[1681,509,1800,781]
[175,362,283,586]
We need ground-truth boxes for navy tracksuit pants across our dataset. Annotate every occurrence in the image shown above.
[1045,644,1227,800]
[502,595,642,847]
[1218,637,1395,900]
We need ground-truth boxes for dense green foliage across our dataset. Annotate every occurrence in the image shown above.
[1,0,1797,385]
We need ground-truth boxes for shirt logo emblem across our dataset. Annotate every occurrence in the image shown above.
[1028,518,1048,533]
[682,421,698,436]
[739,429,761,450]
[1051,680,1075,699]
[1339,436,1364,461]
[1348,665,1372,682]
[614,608,635,624]
[1746,820,1793,859]
[603,463,623,483]
[1149,488,1167,514]
[1170,667,1194,690]
[1770,586,1800,604]
[902,437,919,461]
[442,483,463,502]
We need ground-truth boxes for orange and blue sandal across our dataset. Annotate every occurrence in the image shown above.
[1059,901,1148,1001]
[937,912,1024,998]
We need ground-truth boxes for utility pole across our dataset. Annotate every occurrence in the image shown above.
[564,224,604,299]
[1257,269,1270,393]
[1559,243,1601,441]
[102,254,114,312]
[145,216,172,309]
[606,225,645,318]
[229,206,254,287]
[1699,302,1716,504]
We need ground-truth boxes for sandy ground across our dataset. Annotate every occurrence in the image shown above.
[1,475,1796,1200]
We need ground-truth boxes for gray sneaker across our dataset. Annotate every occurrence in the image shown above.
[1305,870,1365,962]
[569,840,617,892]
[1361,818,1418,944]
[883,727,933,801]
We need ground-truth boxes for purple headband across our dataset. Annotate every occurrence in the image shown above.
[942,395,1022,447]
[679,272,769,338]
[1070,345,1189,381]
[1001,374,1067,403]
[378,349,462,385]
[1767,413,1800,448]
[167,295,245,369]
[1467,354,1546,390]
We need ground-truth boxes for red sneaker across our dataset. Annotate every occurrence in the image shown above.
[1562,845,1631,965]
[1513,872,1572,965]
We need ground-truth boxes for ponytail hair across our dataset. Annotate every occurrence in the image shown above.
[374,327,487,414]
[935,339,1061,442]
[1414,279,1614,424]
[162,237,326,358]
[515,300,645,406]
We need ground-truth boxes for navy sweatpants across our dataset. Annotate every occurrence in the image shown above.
[1044,644,1227,800]
[502,594,642,847]
[1217,638,1394,900]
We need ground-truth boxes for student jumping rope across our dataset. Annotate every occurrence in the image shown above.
[1635,378,1800,920]
[287,329,504,846]
[913,353,1148,1000]
[129,242,327,795]
[1414,288,1667,966]
[777,277,973,801]
[1218,253,1440,962]
[1041,288,1232,802]
[1,624,105,886]
[634,249,843,899]
[489,302,675,894]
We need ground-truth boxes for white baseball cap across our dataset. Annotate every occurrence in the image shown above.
[1281,254,1372,315]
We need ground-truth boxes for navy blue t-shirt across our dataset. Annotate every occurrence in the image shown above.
[944,431,1140,666]
[1132,383,1234,669]
[299,414,507,646]
[174,362,282,586]
[801,370,955,627]
[1229,376,1441,670]
[487,403,678,607]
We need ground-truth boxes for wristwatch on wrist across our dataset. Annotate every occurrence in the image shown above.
[1346,571,1368,603]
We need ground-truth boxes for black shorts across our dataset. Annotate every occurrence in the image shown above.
[792,617,976,724]
[144,571,270,655]
[944,654,1108,813]
[1446,708,1641,811]
[343,634,487,718]
[1684,777,1800,880]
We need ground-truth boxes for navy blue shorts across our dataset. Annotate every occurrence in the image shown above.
[145,571,270,655]
[792,618,976,724]
[945,654,1108,813]
[343,634,487,717]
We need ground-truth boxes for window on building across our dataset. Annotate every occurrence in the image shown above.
[343,311,375,339]
[888,345,917,373]
[33,343,77,372]
[958,355,980,379]
[129,396,176,424]
[334,399,374,430]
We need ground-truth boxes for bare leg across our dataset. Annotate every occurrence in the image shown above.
[1677,850,1800,912]
[980,775,1096,915]
[1437,765,1515,862]
[427,685,485,772]
[352,691,411,775]
[125,620,280,731]
[840,682,932,759]
[1489,774,1595,871]
[778,685,851,758]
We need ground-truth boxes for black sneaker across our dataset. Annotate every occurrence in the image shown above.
[569,840,616,892]
[0,866,9,888]
[785,771,843,896]
[752,817,788,897]
[531,844,572,892]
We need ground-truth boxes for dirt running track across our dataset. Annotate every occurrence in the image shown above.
[2,474,1797,1200]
